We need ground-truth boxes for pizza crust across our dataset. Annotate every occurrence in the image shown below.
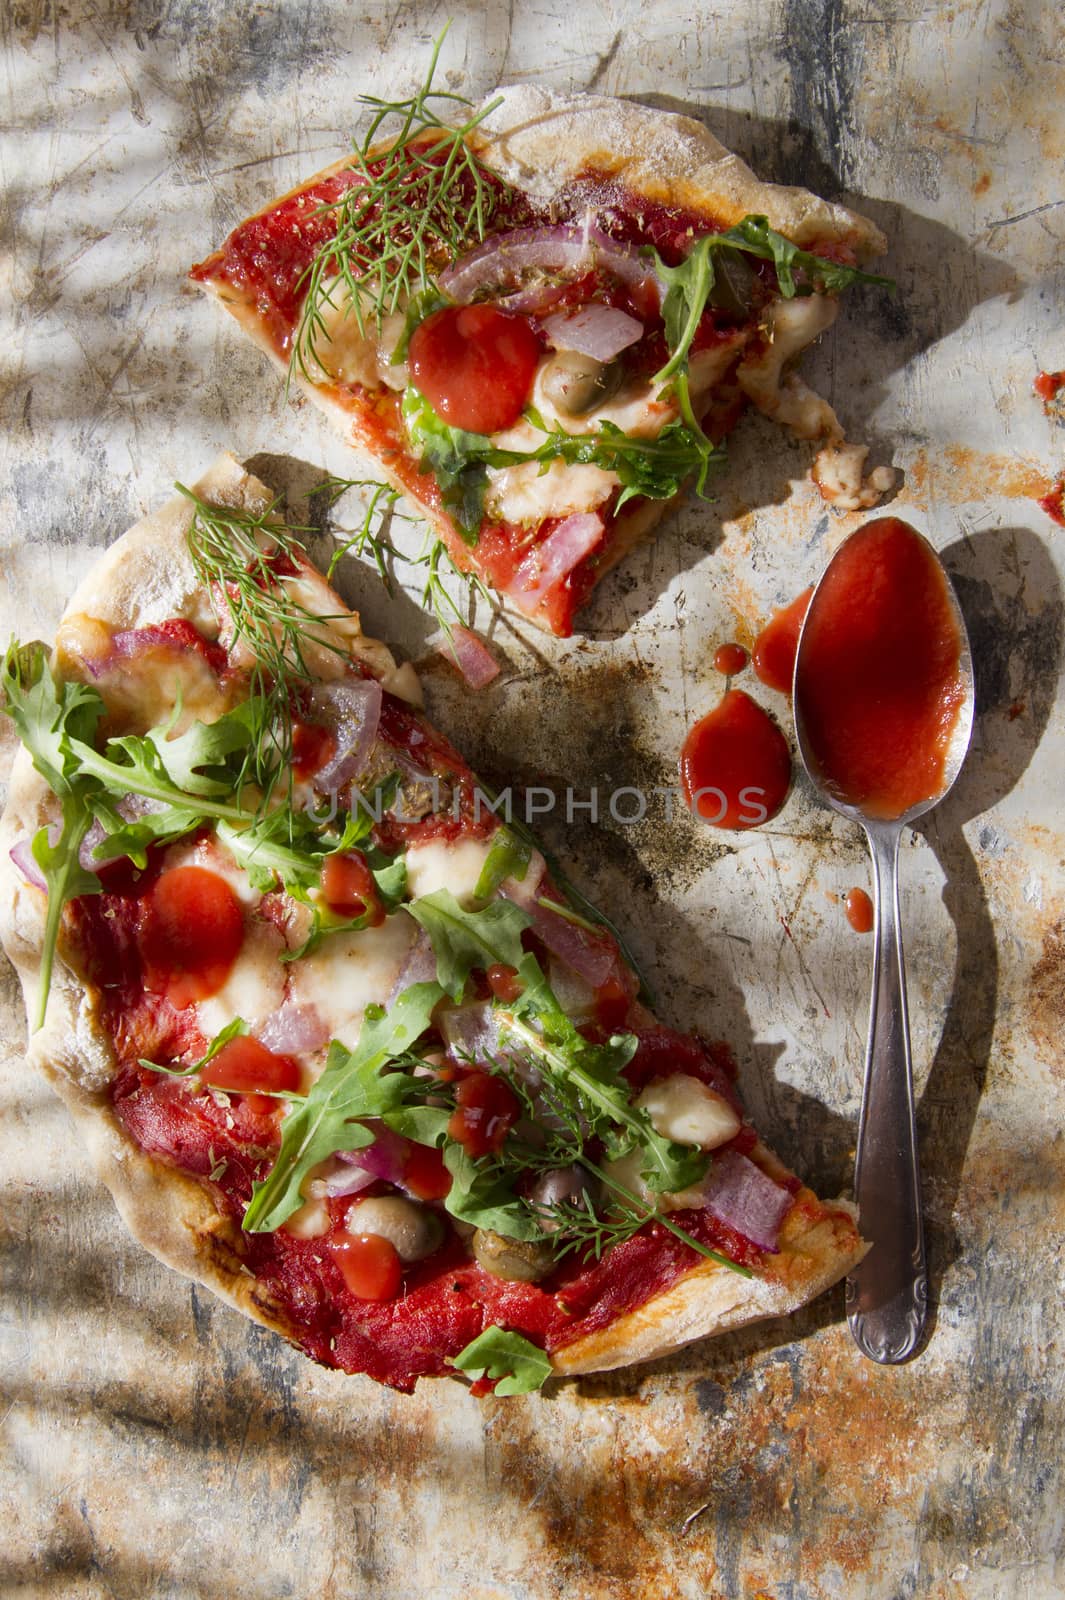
[0,454,865,1384]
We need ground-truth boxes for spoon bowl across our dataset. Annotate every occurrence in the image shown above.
[793,518,975,1364]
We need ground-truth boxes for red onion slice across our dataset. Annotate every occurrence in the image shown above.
[9,838,47,890]
[440,1001,502,1065]
[336,1123,414,1192]
[523,897,619,989]
[308,678,382,792]
[437,625,500,689]
[387,928,438,1005]
[542,305,644,362]
[257,1001,331,1056]
[512,513,605,610]
[318,1165,378,1199]
[699,1150,792,1253]
[439,221,662,314]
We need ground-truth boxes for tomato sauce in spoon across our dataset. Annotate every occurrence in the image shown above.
[794,518,966,820]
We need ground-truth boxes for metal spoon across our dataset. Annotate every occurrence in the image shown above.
[792,529,975,1364]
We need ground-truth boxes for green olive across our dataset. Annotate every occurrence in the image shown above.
[472,1228,555,1283]
[708,248,758,318]
[540,349,623,416]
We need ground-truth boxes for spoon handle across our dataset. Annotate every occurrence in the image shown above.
[846,823,928,1363]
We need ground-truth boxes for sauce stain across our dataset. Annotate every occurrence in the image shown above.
[844,887,874,934]
[713,641,749,677]
[680,689,791,829]
[752,588,813,694]
[795,517,965,821]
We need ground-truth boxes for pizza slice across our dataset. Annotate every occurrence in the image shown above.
[190,55,894,637]
[0,455,865,1394]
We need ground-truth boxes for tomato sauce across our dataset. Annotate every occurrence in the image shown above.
[139,866,245,1009]
[1038,479,1065,527]
[844,887,875,934]
[680,689,791,829]
[752,588,813,693]
[1034,369,1065,405]
[713,641,749,676]
[795,517,966,820]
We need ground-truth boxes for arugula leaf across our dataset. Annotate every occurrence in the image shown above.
[242,981,443,1232]
[473,826,531,903]
[407,888,531,1002]
[145,696,266,798]
[403,388,726,536]
[648,214,894,391]
[1,641,105,798]
[139,1017,248,1078]
[88,796,202,869]
[402,388,491,540]
[450,1326,552,1396]
[505,954,707,1195]
[442,1143,544,1240]
[29,796,103,1031]
[720,214,893,299]
[383,1104,451,1146]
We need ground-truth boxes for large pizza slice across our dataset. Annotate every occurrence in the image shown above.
[190,57,894,637]
[0,456,865,1394]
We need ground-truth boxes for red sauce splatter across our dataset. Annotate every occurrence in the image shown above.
[330,1233,403,1302]
[408,304,541,434]
[1034,370,1065,404]
[200,1037,301,1098]
[1038,480,1065,526]
[795,517,966,820]
[320,851,384,925]
[844,887,875,934]
[713,641,749,676]
[752,588,814,693]
[447,1071,520,1157]
[139,866,245,1009]
[679,689,791,829]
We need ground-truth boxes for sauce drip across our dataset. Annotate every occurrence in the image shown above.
[713,641,749,676]
[1038,480,1065,527]
[680,689,791,829]
[140,866,245,1008]
[752,589,813,693]
[844,887,874,934]
[795,517,965,820]
[1034,369,1065,405]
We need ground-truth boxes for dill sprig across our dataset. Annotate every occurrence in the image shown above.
[290,28,510,386]
[318,474,495,641]
[178,485,349,802]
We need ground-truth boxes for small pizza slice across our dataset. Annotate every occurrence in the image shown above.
[190,52,894,637]
[0,456,865,1393]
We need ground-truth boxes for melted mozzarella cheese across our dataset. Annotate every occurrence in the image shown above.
[54,616,230,736]
[306,278,408,390]
[161,835,262,908]
[485,458,617,525]
[289,910,417,1049]
[197,919,288,1040]
[405,836,494,906]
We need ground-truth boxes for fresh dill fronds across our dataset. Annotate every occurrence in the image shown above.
[290,28,511,386]
[178,484,349,805]
[317,474,496,641]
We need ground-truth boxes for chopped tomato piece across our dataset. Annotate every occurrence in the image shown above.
[403,1142,452,1201]
[408,304,541,434]
[447,1071,519,1158]
[320,851,383,924]
[331,1234,403,1301]
[140,866,244,1009]
[291,719,337,780]
[200,1037,301,1096]
[486,963,524,1004]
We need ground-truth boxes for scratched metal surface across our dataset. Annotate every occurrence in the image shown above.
[1,2,1063,1596]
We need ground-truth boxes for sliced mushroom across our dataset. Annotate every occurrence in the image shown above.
[540,349,624,416]
[472,1228,555,1283]
[345,1196,444,1263]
